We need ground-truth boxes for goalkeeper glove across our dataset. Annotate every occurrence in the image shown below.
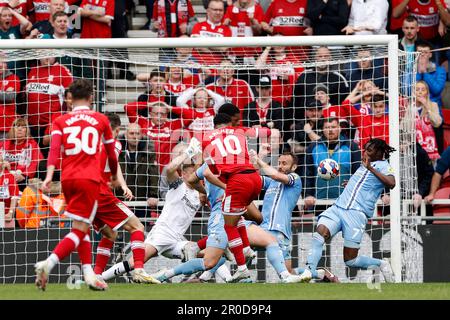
[185,137,202,159]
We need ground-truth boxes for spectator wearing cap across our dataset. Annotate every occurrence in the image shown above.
[314,84,348,126]
[244,76,284,132]
[304,117,361,210]
[346,46,386,91]
[292,46,349,117]
[306,0,350,35]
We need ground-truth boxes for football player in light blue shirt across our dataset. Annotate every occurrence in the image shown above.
[299,139,396,283]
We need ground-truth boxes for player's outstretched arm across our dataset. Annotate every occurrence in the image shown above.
[362,157,396,189]
[203,167,226,190]
[166,138,202,184]
[187,171,207,195]
[249,150,291,185]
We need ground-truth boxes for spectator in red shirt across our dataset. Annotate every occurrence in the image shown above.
[25,56,73,141]
[136,101,192,172]
[0,156,19,228]
[0,61,20,139]
[255,36,305,107]
[27,0,65,38]
[191,0,232,66]
[79,0,114,39]
[0,0,32,27]
[262,0,312,36]
[28,0,78,22]
[223,0,265,64]
[206,58,254,121]
[392,0,445,54]
[126,70,177,123]
[163,63,199,97]
[0,118,44,191]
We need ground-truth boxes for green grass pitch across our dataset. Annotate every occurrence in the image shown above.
[1,283,450,300]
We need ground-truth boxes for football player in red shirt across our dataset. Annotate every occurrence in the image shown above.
[201,113,265,282]
[35,79,118,291]
[92,113,160,284]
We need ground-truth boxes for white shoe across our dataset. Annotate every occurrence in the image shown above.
[34,260,49,291]
[132,268,161,284]
[299,268,312,283]
[182,242,200,262]
[281,274,303,283]
[243,247,256,266]
[229,268,252,283]
[380,259,395,283]
[85,274,108,291]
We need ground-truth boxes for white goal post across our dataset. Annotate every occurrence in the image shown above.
[0,35,407,283]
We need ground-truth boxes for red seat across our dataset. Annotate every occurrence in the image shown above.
[432,187,450,224]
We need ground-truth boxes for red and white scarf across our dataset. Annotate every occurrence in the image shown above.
[156,0,190,38]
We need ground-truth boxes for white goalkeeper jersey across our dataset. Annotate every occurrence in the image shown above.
[154,178,201,237]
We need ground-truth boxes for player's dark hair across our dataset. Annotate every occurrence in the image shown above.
[218,103,240,117]
[323,117,340,127]
[106,112,121,130]
[281,152,298,165]
[213,113,232,127]
[364,138,396,160]
[69,79,93,101]
[404,15,418,24]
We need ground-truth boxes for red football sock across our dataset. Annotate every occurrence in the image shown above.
[94,237,114,274]
[224,224,245,266]
[130,231,145,269]
[77,234,92,266]
[237,217,250,249]
[53,229,85,261]
[197,236,208,250]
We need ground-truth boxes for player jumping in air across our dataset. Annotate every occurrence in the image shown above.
[35,79,119,291]
[299,138,396,283]
[100,140,203,282]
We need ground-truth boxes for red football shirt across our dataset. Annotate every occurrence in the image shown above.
[0,170,19,212]
[50,106,116,182]
[0,0,31,26]
[26,63,73,126]
[191,20,232,65]
[264,0,308,36]
[224,3,265,57]
[80,0,115,39]
[206,78,254,120]
[0,139,43,179]
[152,0,195,38]
[138,117,191,171]
[202,125,257,181]
[0,73,20,132]
[404,0,446,40]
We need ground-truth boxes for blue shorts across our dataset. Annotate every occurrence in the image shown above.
[318,205,368,249]
[207,210,228,250]
[268,230,292,260]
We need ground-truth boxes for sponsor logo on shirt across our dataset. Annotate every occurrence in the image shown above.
[34,2,49,12]
[199,31,225,37]
[272,16,305,27]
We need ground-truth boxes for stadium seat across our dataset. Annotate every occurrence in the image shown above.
[432,187,450,224]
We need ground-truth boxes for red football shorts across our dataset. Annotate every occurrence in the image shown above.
[62,179,100,224]
[222,171,262,215]
[93,191,134,232]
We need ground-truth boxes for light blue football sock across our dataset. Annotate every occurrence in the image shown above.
[306,232,325,274]
[209,257,226,274]
[345,256,382,270]
[266,243,288,276]
[173,258,205,276]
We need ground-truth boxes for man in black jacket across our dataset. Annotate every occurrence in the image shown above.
[306,0,350,35]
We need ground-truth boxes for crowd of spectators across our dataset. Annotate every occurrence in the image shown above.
[3,0,450,227]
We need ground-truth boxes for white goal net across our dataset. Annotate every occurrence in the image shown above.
[0,36,420,284]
